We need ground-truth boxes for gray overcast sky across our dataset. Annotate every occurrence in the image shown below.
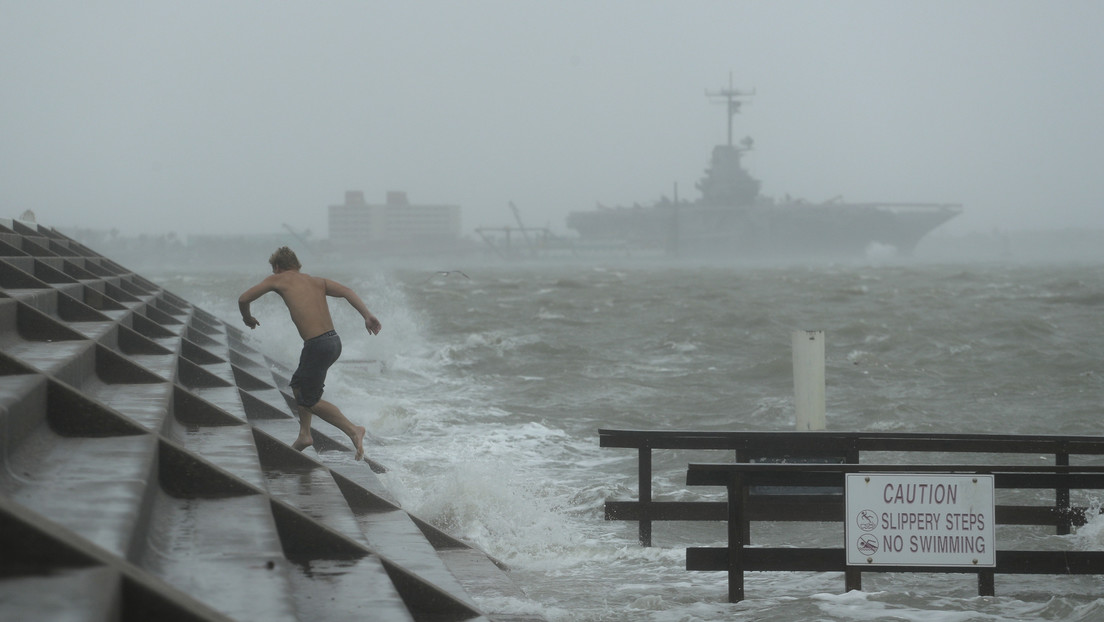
[2,1,1102,237]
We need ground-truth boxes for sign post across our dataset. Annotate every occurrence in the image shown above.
[845,473,995,567]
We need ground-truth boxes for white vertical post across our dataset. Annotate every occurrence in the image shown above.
[792,330,826,431]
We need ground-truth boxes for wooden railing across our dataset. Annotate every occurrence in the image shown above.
[685,462,1104,602]
[599,430,1104,546]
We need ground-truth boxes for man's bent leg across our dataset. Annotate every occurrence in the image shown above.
[291,388,314,451]
[293,405,315,451]
[308,399,366,461]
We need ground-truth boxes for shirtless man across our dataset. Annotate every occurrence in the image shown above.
[238,247,382,460]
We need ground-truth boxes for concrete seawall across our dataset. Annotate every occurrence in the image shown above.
[0,218,539,621]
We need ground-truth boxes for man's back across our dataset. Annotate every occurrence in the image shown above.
[271,270,335,340]
[239,248,381,340]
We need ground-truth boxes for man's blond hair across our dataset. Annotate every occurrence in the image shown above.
[268,247,301,271]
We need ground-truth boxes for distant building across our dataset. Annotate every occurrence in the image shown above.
[328,191,462,254]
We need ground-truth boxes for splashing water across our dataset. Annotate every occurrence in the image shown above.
[155,261,1104,621]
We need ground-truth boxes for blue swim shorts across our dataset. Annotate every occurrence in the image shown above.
[289,330,342,408]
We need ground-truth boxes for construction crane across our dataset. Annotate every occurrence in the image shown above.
[474,201,569,260]
[282,223,315,255]
[509,201,537,256]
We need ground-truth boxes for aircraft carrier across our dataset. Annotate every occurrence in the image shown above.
[566,82,962,258]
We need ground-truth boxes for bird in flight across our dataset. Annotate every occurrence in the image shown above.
[434,271,469,279]
[424,270,471,283]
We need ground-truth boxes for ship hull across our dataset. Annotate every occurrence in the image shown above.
[566,201,962,258]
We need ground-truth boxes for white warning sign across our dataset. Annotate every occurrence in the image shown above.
[845,473,995,567]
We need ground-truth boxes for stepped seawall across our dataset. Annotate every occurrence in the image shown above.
[0,218,539,621]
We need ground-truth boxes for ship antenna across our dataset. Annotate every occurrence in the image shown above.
[706,73,755,147]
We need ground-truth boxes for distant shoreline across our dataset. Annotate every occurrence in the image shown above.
[57,225,1104,271]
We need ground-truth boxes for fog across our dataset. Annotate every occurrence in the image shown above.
[2,1,1102,239]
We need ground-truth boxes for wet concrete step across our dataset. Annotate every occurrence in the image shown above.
[2,427,154,558]
[0,567,122,622]
[136,489,303,621]
[0,219,539,621]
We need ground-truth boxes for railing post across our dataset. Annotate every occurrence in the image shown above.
[727,473,747,603]
[978,569,995,596]
[843,465,861,592]
[1056,446,1071,535]
[844,568,862,592]
[735,448,751,546]
[639,447,652,546]
[846,437,860,464]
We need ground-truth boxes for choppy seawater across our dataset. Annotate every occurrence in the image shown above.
[153,257,1104,622]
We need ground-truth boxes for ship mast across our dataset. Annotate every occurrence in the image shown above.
[706,74,754,147]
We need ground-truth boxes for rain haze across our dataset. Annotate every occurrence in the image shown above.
[2,1,1102,241]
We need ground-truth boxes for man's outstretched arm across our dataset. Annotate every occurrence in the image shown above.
[324,279,382,335]
[238,277,277,329]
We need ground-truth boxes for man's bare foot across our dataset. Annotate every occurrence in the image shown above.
[351,426,366,461]
[292,435,313,451]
